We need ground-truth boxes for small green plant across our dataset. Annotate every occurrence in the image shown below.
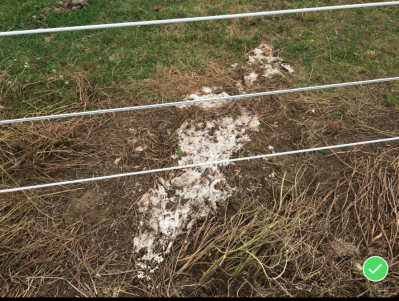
[316,149,328,154]
[176,146,182,157]
[295,41,309,52]
[342,146,348,151]
[210,50,226,58]
[386,94,399,106]
[371,143,380,151]
[293,158,298,163]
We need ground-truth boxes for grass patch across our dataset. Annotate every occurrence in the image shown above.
[316,149,328,154]
[1,0,399,118]
[386,93,399,106]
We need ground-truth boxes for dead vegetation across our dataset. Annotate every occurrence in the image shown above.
[1,48,399,297]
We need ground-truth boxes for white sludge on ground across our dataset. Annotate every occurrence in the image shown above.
[132,97,260,280]
[237,43,294,93]
[177,44,294,108]
[131,43,289,281]
[177,89,231,109]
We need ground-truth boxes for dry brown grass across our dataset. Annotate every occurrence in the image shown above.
[2,149,398,297]
[1,55,399,297]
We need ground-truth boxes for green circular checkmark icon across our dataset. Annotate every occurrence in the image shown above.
[363,256,388,282]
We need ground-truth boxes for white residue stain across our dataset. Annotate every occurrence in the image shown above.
[243,72,259,88]
[130,43,290,281]
[202,86,212,93]
[135,146,146,152]
[178,44,293,108]
[138,271,151,281]
[281,63,294,73]
[178,91,231,109]
[237,43,294,93]
[133,99,260,280]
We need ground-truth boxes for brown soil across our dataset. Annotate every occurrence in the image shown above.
[44,0,90,13]
[152,5,167,12]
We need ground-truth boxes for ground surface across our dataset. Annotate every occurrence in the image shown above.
[1,0,399,297]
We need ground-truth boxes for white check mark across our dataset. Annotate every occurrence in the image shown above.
[369,264,382,274]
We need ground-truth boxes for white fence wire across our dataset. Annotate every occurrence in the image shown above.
[1,137,399,194]
[0,1,399,36]
[1,77,399,125]
[1,2,399,193]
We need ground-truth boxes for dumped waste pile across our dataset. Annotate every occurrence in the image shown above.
[134,108,260,280]
[236,44,294,93]
[131,44,294,281]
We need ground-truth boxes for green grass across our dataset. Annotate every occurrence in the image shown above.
[176,145,182,157]
[0,0,262,83]
[386,93,399,106]
[316,149,328,154]
[1,0,399,117]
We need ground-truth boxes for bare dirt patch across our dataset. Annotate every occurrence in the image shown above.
[152,5,167,12]
[27,0,90,24]
[65,189,103,224]
[43,0,90,13]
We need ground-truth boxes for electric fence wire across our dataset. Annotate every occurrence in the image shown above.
[1,137,398,194]
[1,1,399,36]
[1,77,398,124]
